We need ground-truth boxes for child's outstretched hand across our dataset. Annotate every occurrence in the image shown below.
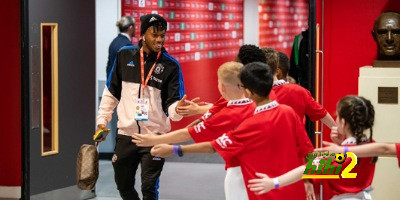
[248,172,274,195]
[176,96,212,117]
[131,127,159,147]
[151,144,174,158]
[314,141,344,155]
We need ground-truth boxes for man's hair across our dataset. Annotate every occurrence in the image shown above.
[237,44,267,65]
[278,52,290,77]
[116,16,135,33]
[261,47,279,75]
[239,62,273,97]
[217,62,243,86]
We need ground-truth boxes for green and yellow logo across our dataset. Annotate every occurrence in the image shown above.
[302,151,358,179]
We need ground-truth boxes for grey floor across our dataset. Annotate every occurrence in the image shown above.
[91,159,226,200]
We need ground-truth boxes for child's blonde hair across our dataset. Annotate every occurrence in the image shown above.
[217,61,243,86]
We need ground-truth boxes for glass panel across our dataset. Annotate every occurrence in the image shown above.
[41,24,58,155]
[42,26,53,153]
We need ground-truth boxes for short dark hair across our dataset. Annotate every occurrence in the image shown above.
[239,62,273,98]
[237,44,267,65]
[278,52,290,77]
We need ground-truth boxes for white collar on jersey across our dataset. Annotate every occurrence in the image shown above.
[254,100,279,115]
[273,79,288,87]
[227,98,253,107]
[341,135,368,145]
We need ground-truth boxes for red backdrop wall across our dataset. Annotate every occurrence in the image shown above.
[319,0,400,141]
[259,0,309,57]
[0,1,21,186]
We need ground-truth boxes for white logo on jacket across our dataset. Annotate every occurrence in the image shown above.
[151,76,162,84]
[127,61,135,67]
[154,63,164,74]
[216,133,232,148]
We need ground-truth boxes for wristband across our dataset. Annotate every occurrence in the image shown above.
[172,145,179,155]
[272,178,280,189]
[172,145,184,157]
[344,146,349,155]
[177,145,183,157]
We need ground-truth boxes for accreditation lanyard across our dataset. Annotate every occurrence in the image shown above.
[140,47,161,95]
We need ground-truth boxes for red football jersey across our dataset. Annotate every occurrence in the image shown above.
[211,101,312,200]
[317,137,376,199]
[272,80,327,122]
[201,92,277,121]
[201,96,228,121]
[189,98,255,168]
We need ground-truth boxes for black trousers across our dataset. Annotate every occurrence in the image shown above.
[112,134,165,200]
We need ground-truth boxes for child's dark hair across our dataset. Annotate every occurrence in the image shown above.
[261,47,279,75]
[278,52,290,77]
[239,62,273,98]
[337,95,377,163]
[237,45,267,65]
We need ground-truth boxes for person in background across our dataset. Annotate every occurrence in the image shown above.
[106,16,135,79]
[277,52,296,84]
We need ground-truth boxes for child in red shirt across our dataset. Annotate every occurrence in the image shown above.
[249,95,377,200]
[262,47,336,130]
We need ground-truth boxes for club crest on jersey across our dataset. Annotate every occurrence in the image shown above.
[154,63,164,74]
[201,111,212,120]
[194,122,206,133]
[216,133,232,149]
[127,61,135,67]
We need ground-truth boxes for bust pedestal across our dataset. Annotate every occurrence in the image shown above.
[358,66,400,199]
[372,60,400,68]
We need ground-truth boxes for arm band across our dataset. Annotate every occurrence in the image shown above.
[344,146,349,155]
[177,145,183,157]
[173,145,179,155]
[273,178,280,189]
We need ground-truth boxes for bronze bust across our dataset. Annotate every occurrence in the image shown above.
[372,12,400,61]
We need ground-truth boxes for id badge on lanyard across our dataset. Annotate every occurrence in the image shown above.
[134,48,161,121]
[134,98,149,121]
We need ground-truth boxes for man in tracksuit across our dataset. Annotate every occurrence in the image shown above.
[95,14,186,200]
